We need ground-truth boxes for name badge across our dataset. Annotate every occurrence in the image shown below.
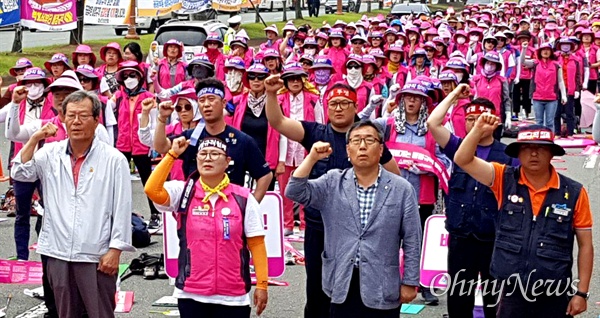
[551,204,570,217]
[223,218,230,240]
[192,206,210,216]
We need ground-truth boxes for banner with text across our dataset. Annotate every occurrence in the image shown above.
[388,142,451,194]
[83,0,130,25]
[138,0,181,17]
[212,0,242,12]
[20,0,77,31]
[420,215,449,288]
[0,0,21,26]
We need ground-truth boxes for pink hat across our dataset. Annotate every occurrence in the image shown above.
[281,62,307,79]
[45,70,83,92]
[17,67,50,87]
[9,58,33,77]
[115,61,144,84]
[100,42,123,62]
[75,64,100,90]
[44,53,71,73]
[72,45,97,68]
[163,39,185,58]
[361,54,377,67]
[224,56,246,71]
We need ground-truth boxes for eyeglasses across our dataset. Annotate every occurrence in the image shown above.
[403,95,421,101]
[347,64,361,70]
[65,113,93,121]
[351,41,364,45]
[328,101,354,110]
[247,73,268,81]
[78,77,92,84]
[348,136,381,146]
[197,151,226,160]
[425,49,435,53]
[175,104,193,112]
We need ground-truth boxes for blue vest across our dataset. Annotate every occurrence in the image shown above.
[445,140,513,241]
[490,166,580,284]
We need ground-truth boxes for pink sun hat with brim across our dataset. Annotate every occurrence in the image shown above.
[264,24,279,36]
[370,48,386,59]
[17,67,50,87]
[361,54,377,67]
[311,57,336,73]
[163,39,185,58]
[346,54,363,65]
[281,62,308,79]
[225,56,246,71]
[439,71,459,85]
[72,45,97,68]
[400,80,430,98]
[45,70,83,92]
[10,58,33,76]
[262,48,281,59]
[100,42,123,62]
[115,61,144,84]
[246,63,270,75]
[316,32,329,41]
[203,33,223,48]
[75,64,98,79]
[44,53,72,73]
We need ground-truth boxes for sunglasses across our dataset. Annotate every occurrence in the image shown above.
[78,77,92,83]
[122,73,138,79]
[347,64,361,70]
[301,61,313,66]
[175,104,193,112]
[247,73,268,81]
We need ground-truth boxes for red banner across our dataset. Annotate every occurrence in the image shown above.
[388,142,450,194]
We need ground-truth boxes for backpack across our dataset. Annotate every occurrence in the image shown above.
[131,213,151,248]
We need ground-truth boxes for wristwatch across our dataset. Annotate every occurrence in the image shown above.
[574,290,590,300]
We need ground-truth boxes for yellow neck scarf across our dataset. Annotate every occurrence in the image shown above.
[277,78,321,96]
[200,174,230,203]
[388,61,399,74]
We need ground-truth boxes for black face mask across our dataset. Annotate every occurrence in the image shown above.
[192,66,209,79]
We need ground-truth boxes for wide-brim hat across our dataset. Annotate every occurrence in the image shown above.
[45,70,83,92]
[346,54,363,65]
[264,24,279,36]
[505,125,565,157]
[187,54,215,77]
[44,53,72,73]
[400,80,429,98]
[115,61,144,84]
[75,64,100,90]
[224,57,246,71]
[311,57,336,73]
[230,37,249,50]
[17,67,50,87]
[281,62,308,79]
[203,34,223,48]
[72,45,97,67]
[100,42,123,62]
[10,58,33,77]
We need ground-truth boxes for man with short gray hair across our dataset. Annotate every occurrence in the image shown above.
[11,90,135,318]
[286,120,422,318]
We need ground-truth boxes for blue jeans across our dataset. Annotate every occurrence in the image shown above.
[532,100,558,132]
[13,180,40,260]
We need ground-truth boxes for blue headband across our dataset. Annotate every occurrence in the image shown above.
[197,87,225,99]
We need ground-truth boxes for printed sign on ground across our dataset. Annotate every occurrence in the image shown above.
[420,214,449,288]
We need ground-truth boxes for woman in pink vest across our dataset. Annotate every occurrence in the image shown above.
[123,42,154,93]
[406,48,432,82]
[513,30,536,119]
[349,35,367,56]
[423,41,443,78]
[450,30,470,57]
[384,28,398,51]
[44,53,71,80]
[344,54,374,114]
[138,89,201,181]
[97,42,123,96]
[260,24,283,51]
[325,28,349,83]
[472,51,512,140]
[144,137,268,317]
[433,37,450,66]
[72,44,97,68]
[522,42,567,133]
[204,33,226,81]
[580,29,599,94]
[277,63,320,236]
[0,58,33,108]
[443,57,471,86]
[229,37,254,68]
[371,48,393,86]
[262,48,283,75]
[112,61,163,228]
[231,64,281,190]
[75,64,116,131]
[367,31,385,53]
[439,71,471,138]
[406,27,422,57]
[154,39,187,94]
[223,57,247,108]
[310,57,337,123]
[555,38,582,136]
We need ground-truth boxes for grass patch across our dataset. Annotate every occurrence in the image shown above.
[429,3,464,12]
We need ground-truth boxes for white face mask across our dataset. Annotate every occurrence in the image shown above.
[124,77,139,90]
[226,69,243,92]
[305,48,316,56]
[397,39,404,46]
[26,83,44,100]
[470,35,479,42]
[346,68,363,88]
[484,63,497,73]
[456,37,466,45]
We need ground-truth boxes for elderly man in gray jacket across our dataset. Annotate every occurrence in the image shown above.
[286,121,422,318]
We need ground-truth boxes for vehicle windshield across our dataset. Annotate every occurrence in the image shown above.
[155,27,208,47]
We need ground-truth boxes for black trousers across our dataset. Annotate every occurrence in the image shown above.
[304,225,330,318]
[330,269,400,318]
[496,286,572,318]
[122,152,159,218]
[512,79,531,116]
[178,298,250,318]
[418,204,435,231]
[447,235,498,318]
[588,79,598,94]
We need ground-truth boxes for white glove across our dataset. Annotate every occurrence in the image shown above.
[514,78,520,85]
[370,95,384,106]
[157,90,170,100]
[574,91,580,99]
[505,111,512,129]
[388,84,401,100]
[562,96,568,104]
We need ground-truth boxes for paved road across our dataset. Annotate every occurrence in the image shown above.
[0,125,599,317]
[0,4,371,51]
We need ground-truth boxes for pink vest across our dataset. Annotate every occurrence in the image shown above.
[165,122,185,181]
[278,91,317,123]
[451,43,469,57]
[498,48,513,79]
[558,56,580,95]
[393,66,409,88]
[41,116,67,143]
[114,91,154,155]
[177,181,252,297]
[214,54,226,81]
[408,65,431,79]
[532,60,559,101]
[473,75,505,118]
[346,81,373,113]
[445,98,470,138]
[232,92,280,169]
[13,98,55,159]
[581,45,598,80]
[259,39,283,51]
[326,47,349,83]
[385,117,438,205]
[157,59,187,91]
[519,46,536,80]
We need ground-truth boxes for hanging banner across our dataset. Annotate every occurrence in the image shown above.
[179,0,211,12]
[212,0,243,12]
[138,0,181,17]
[20,0,77,31]
[0,0,21,26]
[83,0,130,25]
